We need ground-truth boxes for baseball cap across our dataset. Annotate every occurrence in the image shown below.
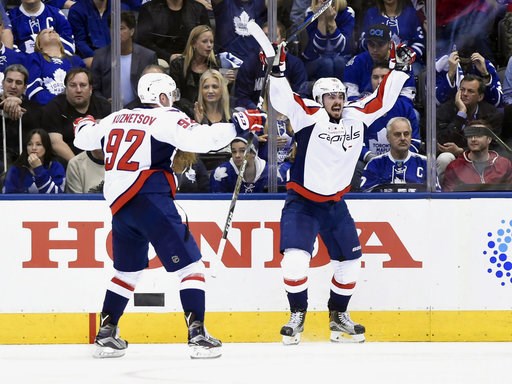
[366,24,392,43]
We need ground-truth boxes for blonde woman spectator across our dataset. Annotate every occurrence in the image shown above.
[194,69,232,169]
[194,69,231,125]
[170,25,230,118]
[26,29,85,106]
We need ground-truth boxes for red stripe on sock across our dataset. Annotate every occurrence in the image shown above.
[331,277,356,290]
[284,277,308,286]
[111,277,135,291]
[182,273,205,283]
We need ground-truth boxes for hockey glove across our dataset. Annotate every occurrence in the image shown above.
[231,109,267,135]
[389,42,416,72]
[73,115,96,135]
[271,42,287,77]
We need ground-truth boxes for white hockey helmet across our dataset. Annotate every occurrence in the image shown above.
[137,73,180,107]
[312,77,346,105]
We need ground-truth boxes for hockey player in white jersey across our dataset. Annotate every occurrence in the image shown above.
[268,43,415,344]
[73,73,265,359]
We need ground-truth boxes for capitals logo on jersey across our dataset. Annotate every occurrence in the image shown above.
[318,120,361,151]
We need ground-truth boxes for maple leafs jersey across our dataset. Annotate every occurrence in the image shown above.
[212,0,266,61]
[26,52,85,105]
[210,156,268,193]
[74,107,239,213]
[268,71,409,201]
[360,151,440,192]
[8,3,75,55]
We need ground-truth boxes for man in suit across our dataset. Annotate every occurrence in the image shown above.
[91,11,158,107]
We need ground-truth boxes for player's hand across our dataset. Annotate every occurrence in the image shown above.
[231,109,267,134]
[272,42,287,76]
[73,115,96,135]
[389,42,416,71]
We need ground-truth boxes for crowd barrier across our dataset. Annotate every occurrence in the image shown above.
[0,192,511,343]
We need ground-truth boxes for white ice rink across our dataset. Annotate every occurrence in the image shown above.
[1,342,510,383]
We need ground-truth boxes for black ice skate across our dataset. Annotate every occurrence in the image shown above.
[329,310,365,343]
[186,312,222,359]
[93,313,128,358]
[280,310,306,345]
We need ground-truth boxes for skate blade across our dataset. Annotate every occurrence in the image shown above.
[189,346,222,359]
[93,346,126,358]
[282,333,301,345]
[330,331,365,343]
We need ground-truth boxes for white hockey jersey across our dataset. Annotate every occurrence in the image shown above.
[268,71,409,201]
[74,107,238,213]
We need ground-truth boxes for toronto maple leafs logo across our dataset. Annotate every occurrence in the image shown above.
[233,11,252,37]
[369,127,391,155]
[44,68,67,95]
[213,166,228,181]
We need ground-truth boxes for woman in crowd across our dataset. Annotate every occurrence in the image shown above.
[3,128,65,193]
[194,69,231,125]
[170,25,235,118]
[194,69,232,170]
[26,29,85,106]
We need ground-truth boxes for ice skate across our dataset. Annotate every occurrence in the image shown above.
[280,310,306,345]
[186,313,222,359]
[329,310,365,343]
[93,314,128,358]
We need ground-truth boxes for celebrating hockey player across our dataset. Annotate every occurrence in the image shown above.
[267,42,414,344]
[73,73,265,359]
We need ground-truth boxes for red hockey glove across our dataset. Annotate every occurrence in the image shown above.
[73,115,96,135]
[271,42,287,76]
[231,109,267,135]
[389,42,416,71]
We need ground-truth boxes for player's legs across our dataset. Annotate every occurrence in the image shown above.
[320,200,365,342]
[279,194,319,344]
[140,194,221,358]
[94,204,151,358]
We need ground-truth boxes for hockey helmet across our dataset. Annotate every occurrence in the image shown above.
[312,77,346,106]
[137,73,180,107]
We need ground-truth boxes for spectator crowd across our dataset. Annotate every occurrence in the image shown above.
[1,0,512,194]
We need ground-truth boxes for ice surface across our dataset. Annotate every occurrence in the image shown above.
[0,342,509,383]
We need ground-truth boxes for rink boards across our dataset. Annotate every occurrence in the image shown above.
[0,194,511,343]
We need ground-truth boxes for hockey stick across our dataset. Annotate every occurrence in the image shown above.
[286,0,334,43]
[211,132,254,277]
[487,129,512,154]
[246,0,333,103]
[209,24,276,278]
